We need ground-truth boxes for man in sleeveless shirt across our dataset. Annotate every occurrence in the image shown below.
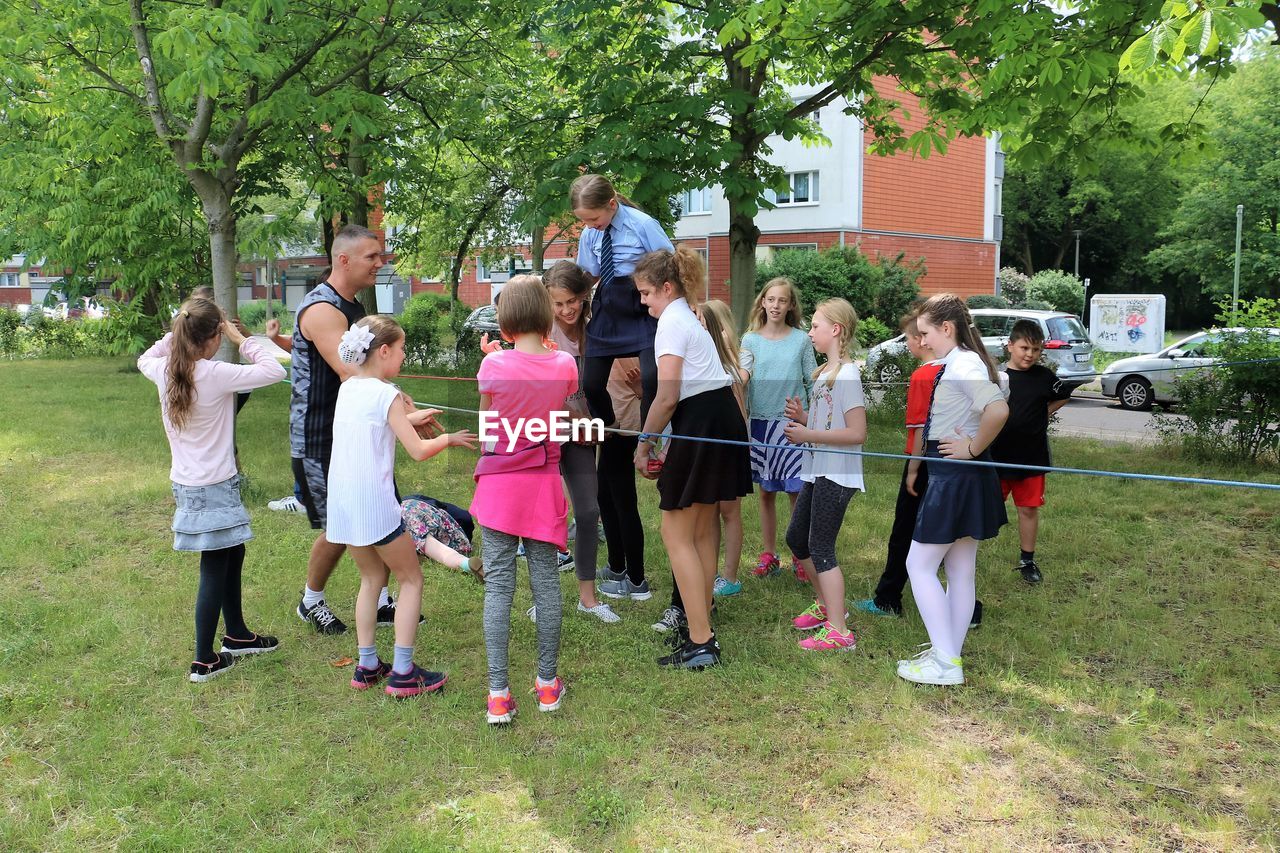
[291,225,440,633]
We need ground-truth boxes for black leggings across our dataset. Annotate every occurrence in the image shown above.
[582,350,658,427]
[597,434,646,585]
[785,478,857,573]
[196,544,249,662]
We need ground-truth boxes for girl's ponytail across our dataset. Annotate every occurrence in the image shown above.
[633,246,706,305]
[166,298,223,430]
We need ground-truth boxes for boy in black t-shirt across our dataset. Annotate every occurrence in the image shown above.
[990,320,1073,584]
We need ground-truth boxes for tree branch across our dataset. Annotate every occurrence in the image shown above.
[127,0,177,141]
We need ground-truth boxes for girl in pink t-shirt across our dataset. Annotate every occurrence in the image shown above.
[471,276,580,725]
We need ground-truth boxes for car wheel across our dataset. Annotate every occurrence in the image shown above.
[1117,377,1153,411]
[877,362,903,384]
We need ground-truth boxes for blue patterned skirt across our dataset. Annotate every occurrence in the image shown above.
[749,417,804,493]
[171,475,253,552]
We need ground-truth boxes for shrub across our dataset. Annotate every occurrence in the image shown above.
[237,299,267,330]
[756,246,921,331]
[967,294,1010,310]
[399,292,452,366]
[862,347,918,427]
[1021,298,1054,311]
[1156,298,1280,464]
[856,316,893,349]
[1027,270,1085,314]
[0,307,21,357]
[997,267,1030,305]
[98,292,167,355]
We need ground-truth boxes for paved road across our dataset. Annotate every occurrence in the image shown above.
[1052,391,1175,444]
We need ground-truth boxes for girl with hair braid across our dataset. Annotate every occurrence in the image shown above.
[897,293,1009,686]
[632,247,752,669]
[138,297,287,682]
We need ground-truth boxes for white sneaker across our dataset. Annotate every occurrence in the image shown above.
[897,649,964,686]
[897,643,934,667]
[577,601,621,623]
[268,495,304,513]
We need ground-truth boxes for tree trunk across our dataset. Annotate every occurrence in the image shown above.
[348,134,379,315]
[194,178,240,361]
[531,222,546,273]
[727,203,760,329]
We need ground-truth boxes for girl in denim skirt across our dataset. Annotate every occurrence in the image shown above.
[139,297,287,682]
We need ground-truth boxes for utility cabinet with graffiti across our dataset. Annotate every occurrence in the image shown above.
[1089,295,1166,353]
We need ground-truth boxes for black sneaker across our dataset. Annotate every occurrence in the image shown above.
[657,636,721,670]
[220,633,280,656]
[664,625,722,654]
[1016,559,1043,585]
[556,550,575,573]
[384,664,448,698]
[297,594,347,635]
[350,659,392,690]
[375,598,425,628]
[189,651,236,683]
[969,599,983,629]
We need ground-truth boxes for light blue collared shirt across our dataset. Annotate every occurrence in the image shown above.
[576,203,674,278]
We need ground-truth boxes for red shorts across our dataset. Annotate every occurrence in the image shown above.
[1000,475,1045,508]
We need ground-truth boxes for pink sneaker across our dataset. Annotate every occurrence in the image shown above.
[792,601,827,630]
[487,691,517,725]
[534,676,565,712]
[799,624,857,651]
[752,552,781,577]
[793,559,808,582]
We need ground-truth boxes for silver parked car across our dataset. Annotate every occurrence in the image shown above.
[865,308,1095,388]
[1100,328,1280,410]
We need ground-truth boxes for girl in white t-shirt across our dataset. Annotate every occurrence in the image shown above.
[781,299,866,651]
[328,316,476,698]
[897,294,1009,687]
[631,247,752,670]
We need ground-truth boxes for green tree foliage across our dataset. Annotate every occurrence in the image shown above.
[1156,298,1280,463]
[1027,270,1086,315]
[1,0,452,355]
[548,0,1214,327]
[755,247,921,329]
[1146,51,1280,307]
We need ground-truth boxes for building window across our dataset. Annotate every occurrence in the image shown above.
[681,187,713,216]
[755,243,818,265]
[764,171,819,206]
[793,98,820,124]
[2,272,21,287]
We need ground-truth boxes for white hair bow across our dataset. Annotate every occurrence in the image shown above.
[338,323,376,365]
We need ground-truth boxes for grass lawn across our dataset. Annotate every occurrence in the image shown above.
[2,358,1279,850]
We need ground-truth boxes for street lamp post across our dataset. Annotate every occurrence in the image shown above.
[262,214,276,321]
[1232,204,1243,322]
[1073,229,1083,278]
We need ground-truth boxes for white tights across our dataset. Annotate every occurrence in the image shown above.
[905,538,979,661]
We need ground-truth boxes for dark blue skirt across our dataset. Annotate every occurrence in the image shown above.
[912,442,1007,544]
[585,274,658,357]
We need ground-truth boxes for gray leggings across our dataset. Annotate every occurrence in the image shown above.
[481,527,562,690]
[560,442,600,582]
[785,477,857,573]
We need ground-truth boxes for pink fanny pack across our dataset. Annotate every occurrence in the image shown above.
[473,440,560,478]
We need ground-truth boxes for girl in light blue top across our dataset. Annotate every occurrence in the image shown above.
[740,277,816,579]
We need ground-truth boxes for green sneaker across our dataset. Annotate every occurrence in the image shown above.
[713,576,742,597]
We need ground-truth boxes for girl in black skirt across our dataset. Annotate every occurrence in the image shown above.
[632,247,753,669]
[898,293,1009,687]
